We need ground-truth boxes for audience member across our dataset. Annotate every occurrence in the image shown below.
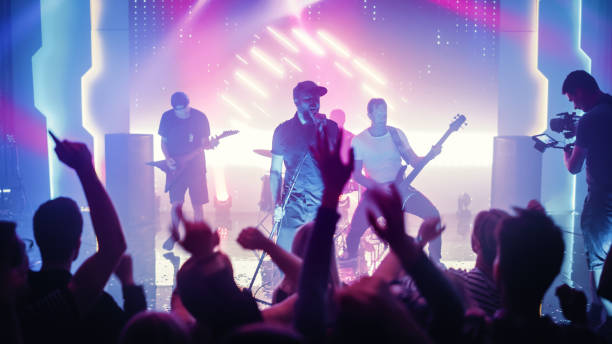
[448,208,509,316]
[18,138,128,344]
[30,196,146,344]
[119,311,191,344]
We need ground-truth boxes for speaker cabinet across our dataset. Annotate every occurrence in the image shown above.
[491,136,542,211]
[105,134,156,226]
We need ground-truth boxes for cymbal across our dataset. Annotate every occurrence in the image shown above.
[253,149,272,158]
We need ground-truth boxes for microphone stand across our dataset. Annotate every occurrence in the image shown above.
[247,152,309,292]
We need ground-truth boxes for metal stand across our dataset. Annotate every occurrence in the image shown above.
[247,153,308,294]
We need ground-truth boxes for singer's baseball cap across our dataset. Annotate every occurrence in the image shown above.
[171,92,190,110]
[293,81,327,98]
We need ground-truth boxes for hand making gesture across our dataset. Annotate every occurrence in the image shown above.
[310,128,355,201]
[170,206,219,259]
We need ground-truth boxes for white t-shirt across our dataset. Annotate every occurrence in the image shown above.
[351,128,410,183]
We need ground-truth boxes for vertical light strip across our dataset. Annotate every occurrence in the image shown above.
[81,0,105,180]
[528,1,549,136]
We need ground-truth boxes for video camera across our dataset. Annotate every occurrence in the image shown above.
[532,111,581,152]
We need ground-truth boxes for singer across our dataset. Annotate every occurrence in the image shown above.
[269,80,339,250]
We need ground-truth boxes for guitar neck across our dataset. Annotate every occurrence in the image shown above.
[403,127,456,185]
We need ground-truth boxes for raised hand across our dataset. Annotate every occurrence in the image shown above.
[556,284,587,324]
[416,218,445,248]
[53,138,94,172]
[310,128,355,198]
[171,205,219,258]
[237,227,270,251]
[526,199,546,214]
[366,185,419,265]
[114,254,134,286]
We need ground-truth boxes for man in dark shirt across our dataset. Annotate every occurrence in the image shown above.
[158,92,215,249]
[562,70,612,315]
[270,80,339,251]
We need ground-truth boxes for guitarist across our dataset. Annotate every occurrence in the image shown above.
[341,98,443,265]
[158,91,217,250]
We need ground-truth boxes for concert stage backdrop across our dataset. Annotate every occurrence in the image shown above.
[128,0,499,214]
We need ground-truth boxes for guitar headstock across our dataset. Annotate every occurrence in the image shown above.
[449,114,467,132]
[215,130,240,140]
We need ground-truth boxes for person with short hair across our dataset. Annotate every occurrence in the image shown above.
[342,98,442,265]
[562,70,612,315]
[270,81,339,251]
[159,91,216,250]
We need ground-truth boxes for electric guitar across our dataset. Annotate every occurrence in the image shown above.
[394,114,467,205]
[147,130,239,192]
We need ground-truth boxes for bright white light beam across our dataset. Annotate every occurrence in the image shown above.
[353,58,387,86]
[266,26,300,53]
[282,57,303,72]
[291,28,326,56]
[235,54,248,65]
[250,47,285,77]
[334,61,353,78]
[235,70,268,98]
[221,94,252,119]
[317,30,350,58]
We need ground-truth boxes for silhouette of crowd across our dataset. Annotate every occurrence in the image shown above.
[3,94,612,343]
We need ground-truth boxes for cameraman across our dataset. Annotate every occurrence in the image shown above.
[562,70,612,315]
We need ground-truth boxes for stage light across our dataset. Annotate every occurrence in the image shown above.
[266,26,300,53]
[250,47,285,77]
[317,30,350,58]
[282,57,303,72]
[353,58,387,86]
[220,94,252,119]
[235,70,269,98]
[235,54,249,65]
[252,102,272,117]
[334,61,353,78]
[291,28,326,56]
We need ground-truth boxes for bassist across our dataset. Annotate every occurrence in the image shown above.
[158,91,217,249]
[341,98,443,265]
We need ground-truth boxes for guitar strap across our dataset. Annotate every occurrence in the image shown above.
[388,126,412,166]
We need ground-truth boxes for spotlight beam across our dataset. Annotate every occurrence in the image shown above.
[317,30,350,58]
[353,58,387,86]
[266,26,300,53]
[235,70,268,98]
[291,28,325,56]
[250,47,285,77]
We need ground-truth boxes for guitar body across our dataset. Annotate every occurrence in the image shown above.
[147,130,239,192]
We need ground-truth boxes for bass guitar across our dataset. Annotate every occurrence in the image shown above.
[147,130,239,192]
[394,114,467,206]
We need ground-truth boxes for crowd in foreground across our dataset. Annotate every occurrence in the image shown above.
[3,128,612,344]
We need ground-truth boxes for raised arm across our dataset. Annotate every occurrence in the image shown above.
[237,227,302,285]
[367,187,463,343]
[52,139,127,315]
[294,129,354,341]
